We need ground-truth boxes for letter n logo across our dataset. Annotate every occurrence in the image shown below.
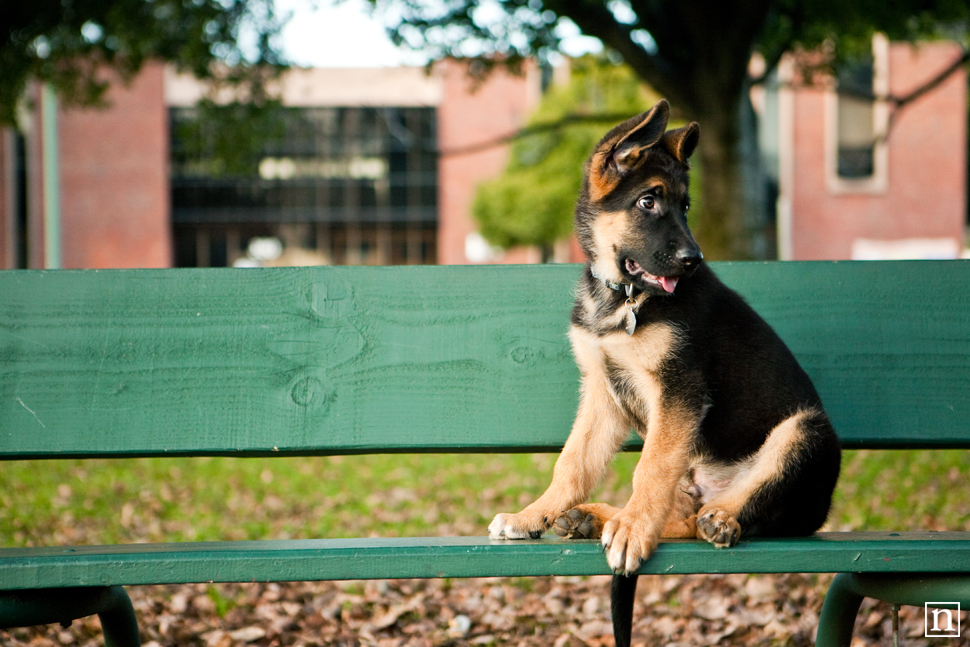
[925,602,961,638]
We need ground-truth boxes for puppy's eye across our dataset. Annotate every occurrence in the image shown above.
[637,195,656,210]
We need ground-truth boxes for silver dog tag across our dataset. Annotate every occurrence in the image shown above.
[624,300,637,336]
[624,285,638,335]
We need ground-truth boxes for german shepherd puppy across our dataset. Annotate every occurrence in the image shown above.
[488,100,841,647]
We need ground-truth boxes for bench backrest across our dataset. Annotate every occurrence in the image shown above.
[2,261,969,459]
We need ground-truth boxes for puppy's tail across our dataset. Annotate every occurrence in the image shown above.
[611,573,639,647]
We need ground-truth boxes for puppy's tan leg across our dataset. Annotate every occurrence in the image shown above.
[489,357,630,540]
[661,485,701,538]
[695,410,814,548]
[663,514,699,538]
[489,377,628,539]
[600,402,698,574]
[555,487,698,540]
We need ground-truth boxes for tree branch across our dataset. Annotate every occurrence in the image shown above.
[545,0,685,104]
[888,46,969,111]
[439,112,638,157]
[783,45,969,144]
[828,45,969,107]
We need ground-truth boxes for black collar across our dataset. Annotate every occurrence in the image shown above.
[588,265,627,293]
[587,265,645,335]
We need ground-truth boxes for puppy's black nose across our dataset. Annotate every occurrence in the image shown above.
[677,250,703,271]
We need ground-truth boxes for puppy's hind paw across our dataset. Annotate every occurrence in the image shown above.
[553,508,600,539]
[696,508,741,548]
[552,503,618,539]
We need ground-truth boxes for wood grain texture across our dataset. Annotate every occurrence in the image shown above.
[0,532,968,590]
[1,265,578,457]
[2,261,970,457]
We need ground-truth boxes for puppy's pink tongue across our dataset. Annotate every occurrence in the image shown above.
[660,276,679,293]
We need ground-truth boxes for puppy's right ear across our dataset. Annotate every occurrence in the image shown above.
[664,122,700,165]
[588,100,670,201]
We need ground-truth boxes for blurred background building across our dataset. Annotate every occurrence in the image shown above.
[0,38,966,269]
[1,60,549,269]
[769,37,967,260]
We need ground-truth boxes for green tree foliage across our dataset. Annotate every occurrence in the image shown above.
[372,0,970,259]
[171,99,288,179]
[472,57,659,257]
[0,0,287,127]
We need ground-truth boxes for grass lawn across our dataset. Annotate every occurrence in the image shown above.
[2,448,969,647]
[2,448,969,548]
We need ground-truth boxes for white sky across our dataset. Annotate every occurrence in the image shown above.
[273,0,602,68]
[274,0,429,68]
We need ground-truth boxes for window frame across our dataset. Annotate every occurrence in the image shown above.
[824,33,890,195]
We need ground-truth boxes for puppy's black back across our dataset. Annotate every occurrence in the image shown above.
[639,263,841,534]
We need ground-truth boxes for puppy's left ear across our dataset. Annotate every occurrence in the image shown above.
[664,122,700,165]
[611,100,670,171]
[587,100,670,201]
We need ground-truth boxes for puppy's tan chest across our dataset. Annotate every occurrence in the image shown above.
[572,322,679,372]
[571,323,681,429]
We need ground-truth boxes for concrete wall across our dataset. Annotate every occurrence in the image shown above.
[166,66,444,107]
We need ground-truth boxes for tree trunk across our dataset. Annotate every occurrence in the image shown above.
[590,0,775,260]
[687,93,768,261]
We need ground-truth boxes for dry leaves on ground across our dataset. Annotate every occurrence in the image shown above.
[3,571,958,647]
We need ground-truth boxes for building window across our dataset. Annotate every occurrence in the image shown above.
[825,33,889,194]
[836,58,876,178]
[169,106,438,267]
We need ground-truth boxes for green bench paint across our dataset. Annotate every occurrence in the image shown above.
[2,261,969,646]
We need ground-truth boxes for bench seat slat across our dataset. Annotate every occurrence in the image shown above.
[1,532,969,590]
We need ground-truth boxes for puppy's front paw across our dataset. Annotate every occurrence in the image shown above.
[488,513,545,540]
[600,511,659,575]
[696,508,741,548]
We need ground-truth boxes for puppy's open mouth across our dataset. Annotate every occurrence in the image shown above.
[625,258,679,294]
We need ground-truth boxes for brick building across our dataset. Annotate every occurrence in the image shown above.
[1,65,172,270]
[1,61,547,269]
[769,36,968,260]
[1,41,967,269]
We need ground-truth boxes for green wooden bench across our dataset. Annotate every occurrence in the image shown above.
[2,261,969,646]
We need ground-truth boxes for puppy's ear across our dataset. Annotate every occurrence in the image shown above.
[588,100,670,201]
[611,100,670,170]
[664,122,700,165]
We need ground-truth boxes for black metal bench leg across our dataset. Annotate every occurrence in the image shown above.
[97,586,141,647]
[0,586,141,646]
[816,573,864,647]
[816,573,970,647]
